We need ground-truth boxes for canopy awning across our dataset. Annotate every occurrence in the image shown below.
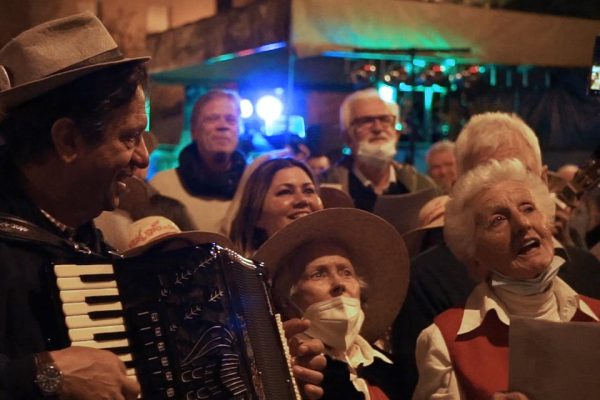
[148,0,600,84]
[291,0,600,67]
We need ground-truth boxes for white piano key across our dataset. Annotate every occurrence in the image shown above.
[62,301,123,316]
[56,277,117,290]
[72,338,130,349]
[54,264,115,277]
[126,369,136,377]
[120,354,133,363]
[66,314,125,329]
[68,324,126,341]
[59,288,119,303]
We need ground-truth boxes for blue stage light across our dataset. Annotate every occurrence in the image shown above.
[240,98,254,119]
[256,95,283,123]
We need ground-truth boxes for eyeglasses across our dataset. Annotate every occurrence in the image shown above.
[201,114,239,125]
[350,114,396,129]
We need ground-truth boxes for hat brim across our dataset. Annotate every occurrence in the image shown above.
[319,186,355,209]
[0,55,149,112]
[402,220,444,258]
[254,208,409,343]
[121,230,233,258]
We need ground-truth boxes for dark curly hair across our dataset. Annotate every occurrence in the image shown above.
[0,62,147,165]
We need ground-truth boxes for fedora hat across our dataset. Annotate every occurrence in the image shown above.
[254,208,409,343]
[0,12,149,114]
[122,215,234,258]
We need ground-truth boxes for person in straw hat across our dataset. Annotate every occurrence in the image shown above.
[255,208,410,400]
[121,215,234,257]
[0,13,325,400]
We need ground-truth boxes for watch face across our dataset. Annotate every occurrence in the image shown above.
[36,364,63,394]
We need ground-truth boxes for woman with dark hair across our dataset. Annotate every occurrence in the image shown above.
[229,157,323,256]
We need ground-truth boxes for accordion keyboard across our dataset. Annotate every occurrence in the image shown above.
[55,264,138,379]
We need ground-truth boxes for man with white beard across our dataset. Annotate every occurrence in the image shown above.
[321,89,437,211]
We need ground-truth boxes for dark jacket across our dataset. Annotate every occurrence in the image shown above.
[0,150,111,399]
[176,143,246,200]
[320,155,438,212]
[321,355,403,400]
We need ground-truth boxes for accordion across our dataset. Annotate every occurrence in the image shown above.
[51,243,301,400]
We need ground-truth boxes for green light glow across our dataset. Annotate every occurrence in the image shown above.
[430,84,447,94]
[444,59,456,67]
[399,82,413,92]
[413,59,427,68]
[424,87,433,114]
[206,53,236,64]
[398,83,447,94]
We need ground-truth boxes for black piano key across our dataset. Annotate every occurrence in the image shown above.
[93,331,128,341]
[80,273,116,283]
[88,310,123,319]
[85,295,121,304]
[107,346,131,355]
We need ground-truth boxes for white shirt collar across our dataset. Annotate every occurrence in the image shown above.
[457,275,599,335]
[334,334,392,368]
[351,163,397,191]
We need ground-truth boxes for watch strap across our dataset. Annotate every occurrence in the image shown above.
[35,351,54,367]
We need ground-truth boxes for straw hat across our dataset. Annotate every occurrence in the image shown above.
[0,12,149,113]
[254,208,409,343]
[122,216,233,257]
[319,186,355,209]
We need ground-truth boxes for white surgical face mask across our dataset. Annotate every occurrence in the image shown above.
[489,255,564,296]
[302,296,365,351]
[355,140,397,170]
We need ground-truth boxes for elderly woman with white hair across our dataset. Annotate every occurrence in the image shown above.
[413,158,600,399]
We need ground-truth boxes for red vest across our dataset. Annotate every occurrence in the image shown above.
[434,295,600,400]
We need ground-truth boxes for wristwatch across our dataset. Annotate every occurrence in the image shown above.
[34,352,63,396]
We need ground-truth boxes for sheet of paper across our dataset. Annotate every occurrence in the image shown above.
[509,316,600,400]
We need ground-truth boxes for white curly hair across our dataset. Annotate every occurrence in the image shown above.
[444,158,555,279]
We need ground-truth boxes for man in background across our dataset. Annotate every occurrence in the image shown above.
[425,139,457,194]
[151,90,246,232]
[321,88,437,211]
